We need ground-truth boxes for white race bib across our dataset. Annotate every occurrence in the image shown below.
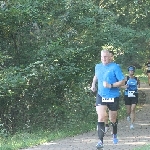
[128,91,135,97]
[102,97,114,102]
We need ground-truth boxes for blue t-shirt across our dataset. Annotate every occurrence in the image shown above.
[125,77,138,95]
[95,62,125,98]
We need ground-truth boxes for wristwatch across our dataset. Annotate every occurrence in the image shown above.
[111,84,113,88]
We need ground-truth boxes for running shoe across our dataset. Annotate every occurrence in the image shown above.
[113,134,118,144]
[96,140,103,149]
[127,116,131,121]
[130,124,134,129]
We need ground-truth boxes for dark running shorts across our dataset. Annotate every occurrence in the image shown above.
[147,70,150,73]
[124,93,138,105]
[96,94,119,111]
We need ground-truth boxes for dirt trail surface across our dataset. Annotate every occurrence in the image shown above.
[22,83,150,150]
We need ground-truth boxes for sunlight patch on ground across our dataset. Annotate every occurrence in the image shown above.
[139,87,150,90]
[124,142,147,145]
[138,123,150,126]
[43,142,57,145]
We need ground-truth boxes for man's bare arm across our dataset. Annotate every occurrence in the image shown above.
[91,75,98,92]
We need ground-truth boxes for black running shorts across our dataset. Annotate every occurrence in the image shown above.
[124,93,138,105]
[147,70,150,73]
[96,94,119,111]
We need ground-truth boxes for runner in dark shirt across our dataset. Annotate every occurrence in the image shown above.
[145,59,150,86]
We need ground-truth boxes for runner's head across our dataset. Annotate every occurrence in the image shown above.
[101,50,111,65]
[128,66,136,75]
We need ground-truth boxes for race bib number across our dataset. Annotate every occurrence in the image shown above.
[128,91,135,97]
[102,97,114,102]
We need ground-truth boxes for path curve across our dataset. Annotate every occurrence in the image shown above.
[22,83,150,150]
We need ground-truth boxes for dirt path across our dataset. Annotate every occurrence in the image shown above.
[22,83,150,150]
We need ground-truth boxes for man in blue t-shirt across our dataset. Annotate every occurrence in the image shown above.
[91,49,125,149]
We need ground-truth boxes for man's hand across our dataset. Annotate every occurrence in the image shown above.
[90,86,97,92]
[103,81,111,88]
[125,84,129,88]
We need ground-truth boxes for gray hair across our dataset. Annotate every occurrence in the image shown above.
[101,49,110,54]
